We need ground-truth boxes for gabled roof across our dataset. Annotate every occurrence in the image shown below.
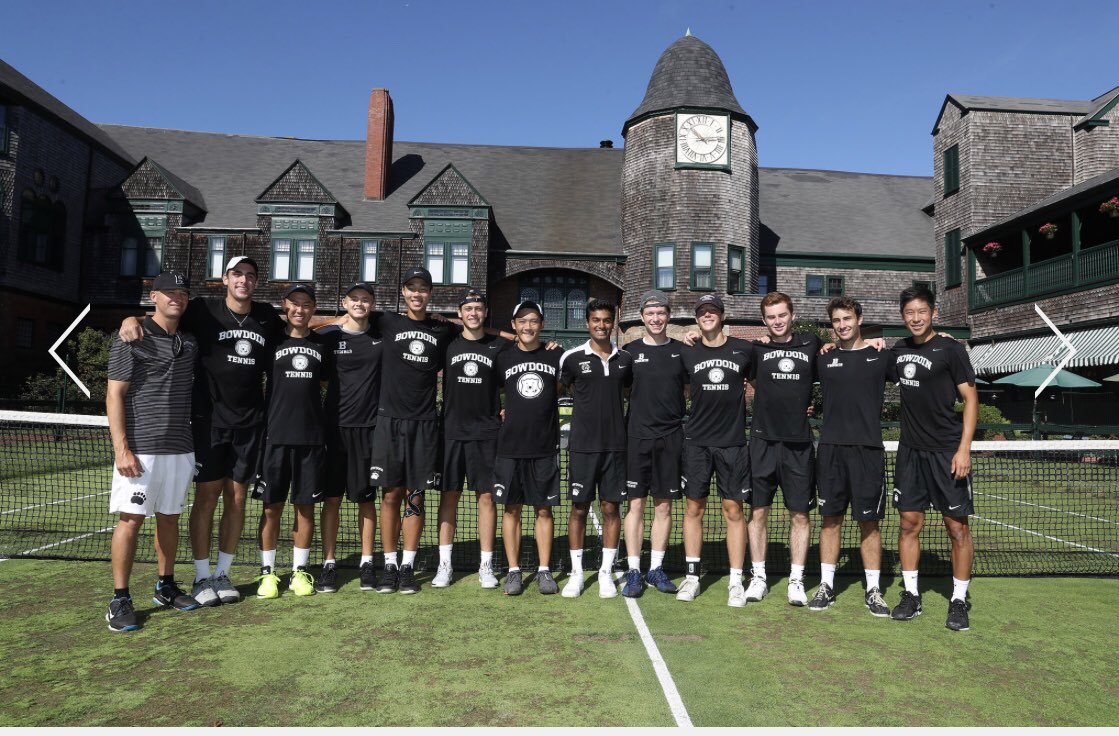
[0,57,133,165]
[255,159,338,203]
[932,93,1094,134]
[408,163,490,207]
[114,157,207,211]
[1075,85,1119,129]
[146,158,206,210]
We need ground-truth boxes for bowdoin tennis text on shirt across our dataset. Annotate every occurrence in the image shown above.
[395,330,438,363]
[451,351,493,384]
[275,344,322,378]
[219,329,266,364]
[896,354,932,387]
[762,348,810,380]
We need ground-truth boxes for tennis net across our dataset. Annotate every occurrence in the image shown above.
[2,410,1117,576]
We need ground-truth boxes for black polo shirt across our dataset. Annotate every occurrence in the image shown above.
[622,337,688,440]
[559,340,634,452]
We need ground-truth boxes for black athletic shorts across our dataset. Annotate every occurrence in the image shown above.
[626,430,683,500]
[192,417,264,485]
[492,455,561,507]
[326,426,378,503]
[568,450,627,504]
[892,444,973,517]
[816,444,886,520]
[370,417,441,491]
[257,444,326,505]
[442,438,497,493]
[750,438,817,512]
[681,443,751,502]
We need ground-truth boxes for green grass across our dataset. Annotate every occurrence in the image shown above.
[0,559,1116,727]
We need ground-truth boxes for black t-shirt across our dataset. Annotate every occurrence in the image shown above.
[320,324,383,428]
[891,335,976,452]
[496,345,562,458]
[375,312,459,420]
[680,337,752,447]
[748,332,822,442]
[559,341,634,452]
[816,344,889,448]
[622,337,688,439]
[265,331,331,446]
[442,333,510,441]
[181,296,283,429]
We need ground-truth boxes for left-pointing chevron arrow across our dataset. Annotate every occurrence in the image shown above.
[49,303,92,398]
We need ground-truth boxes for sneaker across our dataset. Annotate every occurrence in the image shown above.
[359,561,378,591]
[676,577,700,602]
[946,598,971,631]
[728,582,747,608]
[255,567,281,599]
[377,565,399,593]
[398,564,419,594]
[315,563,338,593]
[153,581,201,611]
[210,572,241,604]
[431,560,453,588]
[621,569,645,598]
[808,583,835,611]
[745,575,768,602]
[561,571,585,598]
[864,587,890,617]
[891,590,923,621]
[478,560,499,589]
[537,569,558,595]
[290,568,315,597]
[788,578,807,606]
[503,569,524,596]
[645,567,677,594]
[106,597,140,632]
[191,577,221,607]
[598,571,618,599]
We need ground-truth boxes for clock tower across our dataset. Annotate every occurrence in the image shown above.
[621,33,759,325]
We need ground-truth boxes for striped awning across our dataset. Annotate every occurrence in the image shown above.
[970,324,1119,376]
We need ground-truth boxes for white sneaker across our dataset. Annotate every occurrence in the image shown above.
[210,572,241,604]
[431,560,453,588]
[745,575,768,602]
[192,577,220,607]
[676,577,700,602]
[562,571,585,598]
[598,571,618,599]
[788,577,807,606]
[728,582,747,608]
[478,560,499,589]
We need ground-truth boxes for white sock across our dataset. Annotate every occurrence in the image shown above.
[685,556,701,582]
[384,552,398,568]
[194,559,211,581]
[729,568,743,587]
[751,561,766,580]
[216,552,235,577]
[570,549,584,572]
[865,569,881,591]
[600,547,617,574]
[360,555,374,566]
[323,558,336,567]
[902,569,919,595]
[508,566,520,573]
[480,550,494,565]
[261,549,277,571]
[402,549,417,567]
[650,549,666,570]
[538,565,549,573]
[820,563,836,588]
[790,564,805,582]
[292,547,310,571]
[438,544,452,565]
[952,577,970,602]
[627,555,641,572]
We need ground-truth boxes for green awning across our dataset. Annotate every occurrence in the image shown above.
[970,325,1119,376]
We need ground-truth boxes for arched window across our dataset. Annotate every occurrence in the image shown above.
[517,271,591,331]
[17,191,64,270]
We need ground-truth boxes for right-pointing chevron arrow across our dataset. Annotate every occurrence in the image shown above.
[1034,304,1076,399]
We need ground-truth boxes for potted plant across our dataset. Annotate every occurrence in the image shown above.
[1039,222,1058,239]
[982,241,1002,258]
[1100,197,1119,218]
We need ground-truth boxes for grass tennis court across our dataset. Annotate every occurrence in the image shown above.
[0,558,1117,727]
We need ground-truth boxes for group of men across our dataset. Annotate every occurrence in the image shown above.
[105,253,978,634]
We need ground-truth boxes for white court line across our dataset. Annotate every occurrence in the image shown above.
[0,525,116,561]
[973,491,1119,526]
[2,490,112,516]
[971,513,1119,559]
[588,507,693,728]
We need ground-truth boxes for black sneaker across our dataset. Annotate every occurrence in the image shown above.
[891,590,923,621]
[315,563,338,593]
[645,567,677,594]
[153,581,201,611]
[398,564,419,594]
[808,583,835,611]
[359,561,378,591]
[106,597,140,632]
[536,569,557,595]
[946,598,970,631]
[377,565,399,593]
[864,587,890,617]
[503,569,524,596]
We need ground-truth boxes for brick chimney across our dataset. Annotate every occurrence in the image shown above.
[364,89,394,200]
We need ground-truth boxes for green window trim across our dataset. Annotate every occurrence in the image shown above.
[944,229,962,288]
[912,279,935,294]
[653,242,676,290]
[424,220,471,286]
[727,245,746,294]
[806,273,844,297]
[271,237,316,281]
[690,242,714,291]
[943,144,960,196]
[207,235,226,279]
[361,240,381,283]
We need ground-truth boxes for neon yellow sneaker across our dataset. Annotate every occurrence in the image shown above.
[255,568,281,599]
[290,568,315,597]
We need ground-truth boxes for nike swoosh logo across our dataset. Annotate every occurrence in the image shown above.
[546,494,558,500]
[671,354,680,358]
[370,340,381,345]
[866,358,878,362]
[932,349,943,352]
[312,491,324,499]
[732,351,743,355]
[949,504,962,510]
[489,345,501,349]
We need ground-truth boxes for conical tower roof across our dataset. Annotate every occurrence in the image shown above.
[623,34,755,135]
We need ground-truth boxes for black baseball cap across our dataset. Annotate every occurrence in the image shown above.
[152,271,190,293]
[401,267,433,287]
[512,300,543,319]
[344,282,375,297]
[225,255,258,274]
[458,288,487,308]
[694,294,725,313]
[282,284,317,301]
[639,289,670,311]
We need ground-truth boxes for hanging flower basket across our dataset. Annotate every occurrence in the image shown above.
[1100,197,1119,218]
[982,241,1002,258]
[1039,223,1058,240]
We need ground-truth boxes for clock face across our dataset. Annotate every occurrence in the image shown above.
[677,113,730,166]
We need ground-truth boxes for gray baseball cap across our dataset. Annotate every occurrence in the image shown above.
[639,289,670,311]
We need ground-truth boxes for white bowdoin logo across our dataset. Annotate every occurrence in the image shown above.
[903,363,918,379]
[292,355,309,370]
[517,372,544,399]
[778,358,795,373]
[708,367,724,383]
[409,340,425,356]
[235,339,252,357]
[464,361,478,377]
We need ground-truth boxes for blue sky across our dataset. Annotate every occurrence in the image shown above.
[4,1,1114,176]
